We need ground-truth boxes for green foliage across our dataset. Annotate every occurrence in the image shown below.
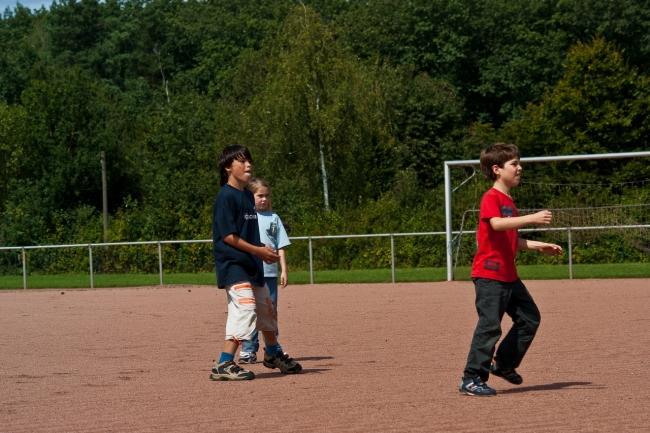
[0,102,27,210]
[219,6,398,211]
[512,37,648,155]
[0,1,648,275]
[501,37,650,208]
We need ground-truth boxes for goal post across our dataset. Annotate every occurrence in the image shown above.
[444,150,650,281]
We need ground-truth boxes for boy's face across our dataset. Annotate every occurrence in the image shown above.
[493,157,522,188]
[226,158,253,189]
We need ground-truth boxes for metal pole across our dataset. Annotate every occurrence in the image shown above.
[89,245,94,289]
[100,151,108,242]
[444,163,454,281]
[308,237,314,285]
[567,228,573,280]
[390,234,395,284]
[22,248,27,290]
[158,242,163,286]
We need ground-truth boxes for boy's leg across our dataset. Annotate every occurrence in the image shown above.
[241,281,264,361]
[239,330,259,363]
[265,277,279,337]
[266,277,278,308]
[463,278,510,381]
[224,282,258,343]
[223,339,238,356]
[243,277,275,357]
[210,282,257,381]
[252,283,302,374]
[495,279,541,370]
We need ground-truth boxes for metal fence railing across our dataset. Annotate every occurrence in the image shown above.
[1,223,648,289]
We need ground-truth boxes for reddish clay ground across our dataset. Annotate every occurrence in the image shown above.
[1,279,649,432]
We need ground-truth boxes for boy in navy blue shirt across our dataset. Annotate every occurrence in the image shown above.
[210,145,302,381]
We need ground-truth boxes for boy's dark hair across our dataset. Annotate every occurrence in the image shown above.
[480,143,520,180]
[218,145,253,186]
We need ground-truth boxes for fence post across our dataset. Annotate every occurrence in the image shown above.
[390,234,395,284]
[22,248,27,290]
[308,237,314,285]
[567,228,573,280]
[88,244,94,289]
[158,242,163,286]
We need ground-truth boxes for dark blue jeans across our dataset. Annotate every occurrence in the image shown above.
[463,278,541,381]
[241,277,278,354]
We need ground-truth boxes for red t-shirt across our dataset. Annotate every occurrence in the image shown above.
[471,188,519,282]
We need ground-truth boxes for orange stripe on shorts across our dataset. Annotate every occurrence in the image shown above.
[239,298,256,305]
[232,282,252,291]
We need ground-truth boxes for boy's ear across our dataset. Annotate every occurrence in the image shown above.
[491,164,500,177]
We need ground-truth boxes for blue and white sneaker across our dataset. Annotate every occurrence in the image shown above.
[238,351,257,364]
[459,377,497,396]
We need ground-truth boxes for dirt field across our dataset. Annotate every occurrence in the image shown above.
[1,279,649,433]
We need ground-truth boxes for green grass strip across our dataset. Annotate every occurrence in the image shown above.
[1,262,648,290]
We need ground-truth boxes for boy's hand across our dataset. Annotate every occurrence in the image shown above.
[258,246,279,264]
[529,210,553,225]
[280,271,288,288]
[539,243,563,256]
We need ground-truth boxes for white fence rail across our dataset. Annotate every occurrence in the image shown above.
[2,224,648,289]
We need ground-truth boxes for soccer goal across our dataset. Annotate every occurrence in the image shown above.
[444,150,650,281]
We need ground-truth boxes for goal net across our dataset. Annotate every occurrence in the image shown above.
[445,152,650,280]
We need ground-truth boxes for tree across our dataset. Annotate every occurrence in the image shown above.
[387,70,466,187]
[499,36,650,216]
[0,102,27,214]
[0,5,39,103]
[503,37,649,157]
[221,5,396,212]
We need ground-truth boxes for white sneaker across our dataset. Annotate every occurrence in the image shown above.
[239,351,257,364]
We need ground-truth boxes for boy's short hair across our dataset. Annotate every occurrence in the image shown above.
[480,143,520,180]
[218,145,253,186]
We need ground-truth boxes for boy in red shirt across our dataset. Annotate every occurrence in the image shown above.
[459,143,563,396]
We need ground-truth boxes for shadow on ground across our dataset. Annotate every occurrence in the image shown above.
[499,381,604,394]
[253,368,331,380]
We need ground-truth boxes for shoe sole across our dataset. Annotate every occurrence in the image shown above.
[263,360,303,374]
[459,389,497,397]
[209,374,255,381]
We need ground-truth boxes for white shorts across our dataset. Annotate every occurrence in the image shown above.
[224,281,277,342]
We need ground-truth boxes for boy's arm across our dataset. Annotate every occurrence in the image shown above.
[518,238,563,255]
[490,210,553,231]
[279,248,288,287]
[223,234,279,263]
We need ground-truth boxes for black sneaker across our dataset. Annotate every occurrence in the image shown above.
[209,361,255,381]
[459,377,497,396]
[490,363,523,385]
[263,351,302,374]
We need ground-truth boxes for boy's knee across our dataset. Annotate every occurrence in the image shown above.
[478,319,503,340]
[530,307,541,327]
[522,312,540,333]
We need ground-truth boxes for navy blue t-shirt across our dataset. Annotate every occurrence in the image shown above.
[212,184,264,288]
